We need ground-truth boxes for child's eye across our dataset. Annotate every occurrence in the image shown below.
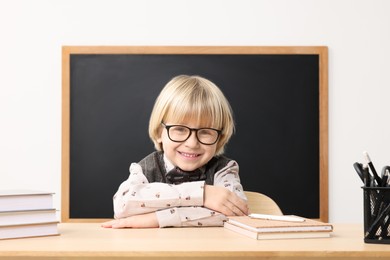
[198,129,214,136]
[172,126,189,134]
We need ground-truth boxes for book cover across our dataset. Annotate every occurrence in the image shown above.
[0,209,58,226]
[0,190,54,211]
[226,215,333,233]
[0,222,59,240]
[224,221,331,240]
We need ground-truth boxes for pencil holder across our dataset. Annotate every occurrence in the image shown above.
[363,187,390,244]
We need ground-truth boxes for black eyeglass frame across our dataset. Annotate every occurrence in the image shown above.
[161,122,222,145]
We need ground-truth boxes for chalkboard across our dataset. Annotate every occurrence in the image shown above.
[62,46,328,222]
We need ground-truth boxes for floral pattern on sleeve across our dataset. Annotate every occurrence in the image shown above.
[113,159,246,228]
[113,163,204,219]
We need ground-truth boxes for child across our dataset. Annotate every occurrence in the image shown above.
[102,75,248,229]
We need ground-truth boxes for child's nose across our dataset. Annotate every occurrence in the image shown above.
[184,131,200,147]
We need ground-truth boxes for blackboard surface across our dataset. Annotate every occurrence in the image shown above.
[62,46,328,222]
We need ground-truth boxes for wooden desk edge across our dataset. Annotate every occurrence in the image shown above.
[2,223,390,259]
[2,251,390,260]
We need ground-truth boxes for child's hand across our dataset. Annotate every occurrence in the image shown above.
[204,185,248,216]
[101,212,159,228]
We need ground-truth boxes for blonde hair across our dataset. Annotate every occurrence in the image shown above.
[149,75,235,155]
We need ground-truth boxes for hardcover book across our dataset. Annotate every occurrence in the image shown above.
[0,222,59,240]
[0,190,54,212]
[0,209,57,226]
[225,215,333,240]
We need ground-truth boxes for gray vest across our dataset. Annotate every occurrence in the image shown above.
[138,151,232,185]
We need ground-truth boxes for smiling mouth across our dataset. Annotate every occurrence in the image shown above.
[179,152,200,158]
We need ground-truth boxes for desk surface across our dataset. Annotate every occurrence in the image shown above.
[1,223,390,259]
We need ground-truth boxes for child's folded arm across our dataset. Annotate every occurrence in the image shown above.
[213,160,247,201]
[156,206,226,228]
[113,163,205,219]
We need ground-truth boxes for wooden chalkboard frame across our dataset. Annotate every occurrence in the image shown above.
[62,46,328,223]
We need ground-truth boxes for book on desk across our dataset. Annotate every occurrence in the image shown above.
[0,190,59,240]
[224,215,333,240]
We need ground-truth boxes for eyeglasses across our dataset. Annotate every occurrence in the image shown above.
[161,122,222,145]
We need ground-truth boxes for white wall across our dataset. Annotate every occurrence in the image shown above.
[1,0,389,223]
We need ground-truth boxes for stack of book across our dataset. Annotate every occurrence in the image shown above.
[224,214,333,240]
[0,190,59,240]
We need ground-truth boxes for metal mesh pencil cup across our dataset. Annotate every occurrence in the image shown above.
[363,187,390,244]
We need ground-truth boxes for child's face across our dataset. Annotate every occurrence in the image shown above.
[157,119,218,171]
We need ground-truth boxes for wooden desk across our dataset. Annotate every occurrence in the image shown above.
[1,223,390,259]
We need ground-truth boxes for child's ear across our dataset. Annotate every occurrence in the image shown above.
[156,138,163,151]
[156,127,163,143]
[156,131,163,144]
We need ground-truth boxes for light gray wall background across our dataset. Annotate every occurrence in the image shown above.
[1,0,389,223]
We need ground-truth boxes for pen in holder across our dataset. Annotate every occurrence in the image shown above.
[362,187,390,244]
[354,152,390,243]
